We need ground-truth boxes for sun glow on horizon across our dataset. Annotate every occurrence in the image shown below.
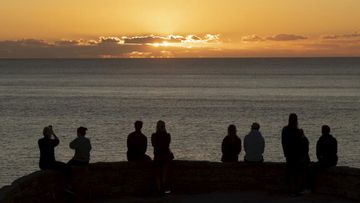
[1,0,360,57]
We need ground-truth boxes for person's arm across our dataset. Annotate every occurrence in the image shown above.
[238,138,242,154]
[69,138,78,149]
[88,139,92,151]
[52,138,60,146]
[167,133,171,145]
[49,126,59,146]
[260,134,265,154]
[316,138,321,160]
[221,137,226,154]
[281,128,288,157]
[301,130,309,154]
[244,135,248,153]
[127,134,131,150]
[151,134,155,147]
[145,136,147,153]
[138,136,147,155]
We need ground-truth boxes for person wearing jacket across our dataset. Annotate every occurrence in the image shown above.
[68,127,92,166]
[244,122,265,162]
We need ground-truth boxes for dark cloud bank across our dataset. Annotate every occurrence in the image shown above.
[0,34,221,58]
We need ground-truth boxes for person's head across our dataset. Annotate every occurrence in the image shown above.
[77,127,87,137]
[156,120,166,133]
[288,113,298,128]
[322,125,330,135]
[251,122,260,131]
[228,124,237,136]
[43,126,51,138]
[134,121,143,131]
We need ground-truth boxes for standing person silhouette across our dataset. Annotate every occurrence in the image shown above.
[68,127,92,166]
[281,113,310,196]
[38,125,67,171]
[151,120,174,195]
[127,121,151,162]
[221,124,242,162]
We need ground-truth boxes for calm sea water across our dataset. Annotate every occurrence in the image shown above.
[0,58,359,187]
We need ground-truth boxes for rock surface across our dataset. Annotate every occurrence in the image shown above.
[0,161,359,202]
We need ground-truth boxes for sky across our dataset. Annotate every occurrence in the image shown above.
[1,0,360,58]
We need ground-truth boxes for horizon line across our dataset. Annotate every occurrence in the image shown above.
[1,56,360,60]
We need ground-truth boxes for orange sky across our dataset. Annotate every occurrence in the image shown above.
[1,0,360,57]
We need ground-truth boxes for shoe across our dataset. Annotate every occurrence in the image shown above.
[289,192,303,197]
[65,187,76,196]
[300,189,311,195]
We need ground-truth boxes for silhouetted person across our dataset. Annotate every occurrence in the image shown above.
[221,125,242,162]
[127,121,151,162]
[281,113,310,196]
[308,125,338,192]
[68,127,92,166]
[38,126,73,194]
[317,125,337,167]
[38,125,67,171]
[151,120,174,194]
[244,122,265,162]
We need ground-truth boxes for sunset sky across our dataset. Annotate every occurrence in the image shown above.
[1,0,360,58]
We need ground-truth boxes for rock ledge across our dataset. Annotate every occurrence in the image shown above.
[0,161,359,202]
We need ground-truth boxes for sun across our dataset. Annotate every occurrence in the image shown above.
[151,41,170,47]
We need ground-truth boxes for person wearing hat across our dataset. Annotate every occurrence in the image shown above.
[244,122,265,162]
[68,127,92,166]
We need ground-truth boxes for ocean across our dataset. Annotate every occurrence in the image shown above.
[0,58,359,187]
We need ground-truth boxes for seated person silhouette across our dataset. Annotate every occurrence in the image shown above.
[308,125,338,192]
[38,125,67,171]
[68,127,92,166]
[221,124,242,162]
[127,121,151,162]
[244,122,265,162]
[317,125,338,167]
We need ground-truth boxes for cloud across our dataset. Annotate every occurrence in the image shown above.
[122,34,220,45]
[0,39,51,47]
[123,35,184,44]
[241,35,265,42]
[0,37,136,58]
[54,39,83,46]
[266,34,307,41]
[241,34,307,42]
[98,36,124,44]
[0,34,221,58]
[322,32,360,39]
[1,33,359,57]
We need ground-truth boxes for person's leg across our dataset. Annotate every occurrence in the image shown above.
[143,154,152,161]
[287,165,299,196]
[153,162,163,194]
[161,163,168,189]
[69,160,88,166]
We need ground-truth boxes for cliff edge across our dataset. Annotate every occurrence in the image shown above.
[0,161,359,202]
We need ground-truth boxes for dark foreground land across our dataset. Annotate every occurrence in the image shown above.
[1,161,359,202]
[98,191,358,203]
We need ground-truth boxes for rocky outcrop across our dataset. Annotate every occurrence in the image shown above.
[0,161,359,202]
